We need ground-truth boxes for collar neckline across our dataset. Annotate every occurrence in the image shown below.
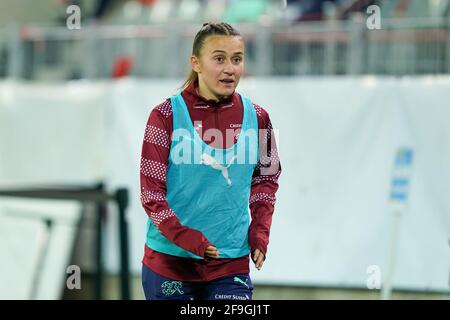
[184,79,234,109]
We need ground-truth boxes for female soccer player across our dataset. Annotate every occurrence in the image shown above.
[140,22,281,300]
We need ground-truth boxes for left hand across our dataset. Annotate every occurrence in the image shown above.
[252,249,265,270]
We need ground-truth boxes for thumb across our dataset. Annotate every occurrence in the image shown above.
[252,249,259,261]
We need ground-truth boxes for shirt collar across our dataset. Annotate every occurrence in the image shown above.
[184,79,234,109]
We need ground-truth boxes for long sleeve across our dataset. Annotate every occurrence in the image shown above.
[248,103,281,258]
[140,100,212,258]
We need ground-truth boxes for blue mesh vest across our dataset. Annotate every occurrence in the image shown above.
[146,93,259,259]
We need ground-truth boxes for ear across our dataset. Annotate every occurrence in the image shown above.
[190,55,201,74]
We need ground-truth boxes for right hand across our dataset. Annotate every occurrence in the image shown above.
[205,245,220,259]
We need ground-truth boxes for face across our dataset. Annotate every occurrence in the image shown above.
[191,35,245,101]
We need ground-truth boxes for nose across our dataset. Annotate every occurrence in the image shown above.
[223,59,235,75]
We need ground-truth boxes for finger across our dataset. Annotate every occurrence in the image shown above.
[206,250,219,257]
[253,250,261,262]
[253,251,264,269]
[205,247,218,253]
[256,255,264,269]
[253,249,260,262]
[205,248,220,258]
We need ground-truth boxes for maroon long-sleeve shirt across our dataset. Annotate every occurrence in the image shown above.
[140,79,281,281]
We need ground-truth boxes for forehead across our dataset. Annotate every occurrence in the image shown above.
[202,35,244,54]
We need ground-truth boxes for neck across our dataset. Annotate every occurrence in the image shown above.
[196,78,230,102]
[197,87,223,102]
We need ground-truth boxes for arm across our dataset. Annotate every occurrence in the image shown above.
[248,104,281,269]
[140,100,215,258]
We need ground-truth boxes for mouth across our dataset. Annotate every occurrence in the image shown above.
[219,79,235,86]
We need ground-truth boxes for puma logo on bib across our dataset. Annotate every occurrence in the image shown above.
[200,153,237,186]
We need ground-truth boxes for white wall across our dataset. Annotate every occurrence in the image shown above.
[1,77,449,292]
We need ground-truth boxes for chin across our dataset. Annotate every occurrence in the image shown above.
[220,88,235,96]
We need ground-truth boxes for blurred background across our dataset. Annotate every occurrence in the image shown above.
[0,0,449,300]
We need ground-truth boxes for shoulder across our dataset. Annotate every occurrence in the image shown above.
[244,98,272,129]
[145,98,174,133]
[250,101,267,119]
[151,98,173,119]
[239,93,269,120]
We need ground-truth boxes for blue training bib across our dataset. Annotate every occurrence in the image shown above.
[146,93,259,259]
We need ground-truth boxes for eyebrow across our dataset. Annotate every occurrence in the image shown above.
[211,50,244,55]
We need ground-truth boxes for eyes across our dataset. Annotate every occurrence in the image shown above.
[214,55,243,64]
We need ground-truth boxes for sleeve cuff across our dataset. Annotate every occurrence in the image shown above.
[250,238,267,258]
